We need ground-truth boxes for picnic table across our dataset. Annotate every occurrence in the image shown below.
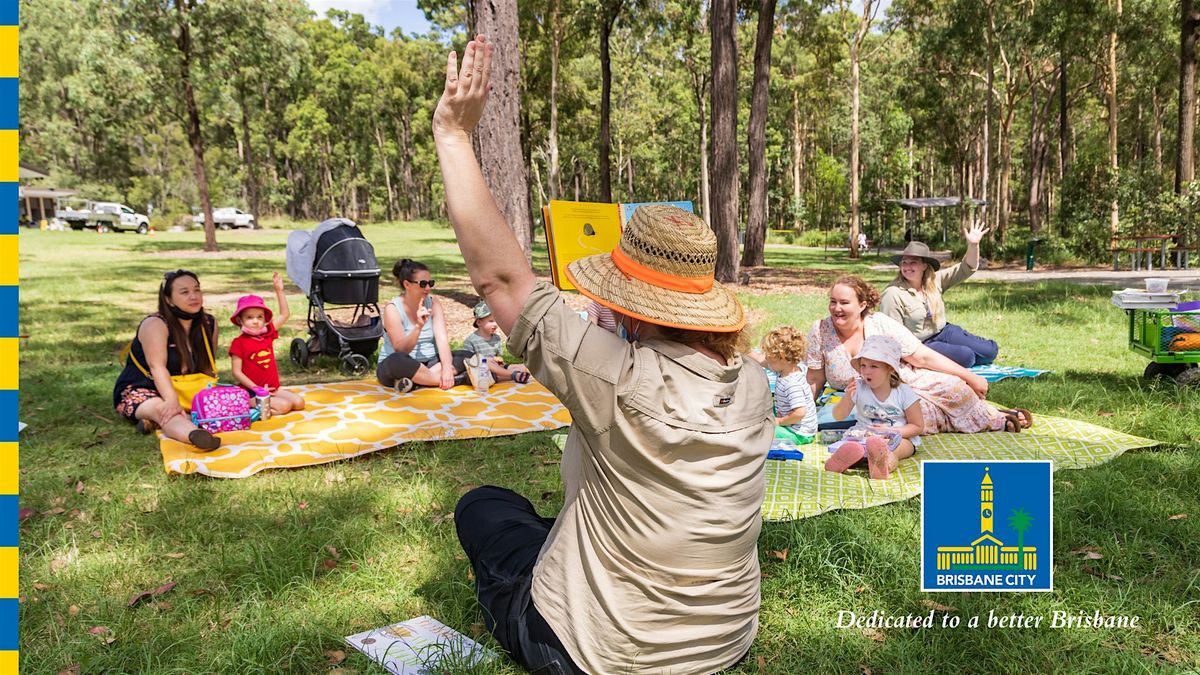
[1110,233,1177,271]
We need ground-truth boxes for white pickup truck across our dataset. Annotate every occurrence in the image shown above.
[193,207,256,230]
[59,201,151,234]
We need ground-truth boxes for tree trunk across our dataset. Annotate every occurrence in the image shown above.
[1177,0,1199,194]
[1107,0,1122,239]
[741,0,777,268]
[597,1,623,203]
[1153,87,1164,177]
[470,0,533,258]
[849,41,862,257]
[547,0,562,200]
[175,0,216,252]
[1028,80,1053,235]
[982,3,993,236]
[238,87,261,229]
[710,0,740,283]
[374,123,396,221]
[792,88,804,230]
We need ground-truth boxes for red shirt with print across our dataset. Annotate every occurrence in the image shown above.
[229,324,280,390]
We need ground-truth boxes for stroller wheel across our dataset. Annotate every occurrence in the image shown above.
[341,353,370,377]
[291,337,311,368]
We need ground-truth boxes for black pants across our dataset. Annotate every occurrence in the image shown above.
[454,486,586,675]
[376,349,472,387]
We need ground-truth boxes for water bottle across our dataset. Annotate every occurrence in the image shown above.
[475,357,491,394]
[253,386,272,421]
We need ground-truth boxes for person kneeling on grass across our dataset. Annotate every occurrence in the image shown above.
[228,272,306,416]
[760,326,817,445]
[463,300,531,385]
[435,35,774,674]
[827,335,923,479]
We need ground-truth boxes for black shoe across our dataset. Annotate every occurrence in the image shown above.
[394,377,414,394]
[188,429,222,451]
[135,419,157,435]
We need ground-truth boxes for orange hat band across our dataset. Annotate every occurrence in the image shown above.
[610,245,714,294]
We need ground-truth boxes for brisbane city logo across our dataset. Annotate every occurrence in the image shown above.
[922,461,1053,592]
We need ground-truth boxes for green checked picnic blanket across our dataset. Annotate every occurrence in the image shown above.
[761,411,1158,521]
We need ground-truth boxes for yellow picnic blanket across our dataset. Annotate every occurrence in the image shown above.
[761,412,1158,521]
[160,380,572,478]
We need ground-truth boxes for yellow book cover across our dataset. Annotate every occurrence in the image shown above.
[543,200,622,291]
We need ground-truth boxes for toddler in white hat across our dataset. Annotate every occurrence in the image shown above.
[826,335,923,479]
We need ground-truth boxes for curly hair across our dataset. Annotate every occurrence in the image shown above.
[760,326,807,364]
[832,274,880,317]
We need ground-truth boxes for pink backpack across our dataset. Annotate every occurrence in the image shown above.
[190,384,255,434]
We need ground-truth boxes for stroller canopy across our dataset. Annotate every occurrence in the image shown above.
[286,218,381,296]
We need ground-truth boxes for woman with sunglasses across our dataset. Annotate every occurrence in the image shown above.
[878,223,999,368]
[112,270,222,450]
[376,258,472,392]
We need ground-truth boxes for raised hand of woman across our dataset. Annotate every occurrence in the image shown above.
[432,35,493,140]
[962,221,990,246]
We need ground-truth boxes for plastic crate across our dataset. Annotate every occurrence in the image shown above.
[1127,309,1200,363]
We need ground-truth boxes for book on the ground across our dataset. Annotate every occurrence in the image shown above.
[344,615,497,674]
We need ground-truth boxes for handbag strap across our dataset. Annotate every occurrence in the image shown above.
[129,318,217,378]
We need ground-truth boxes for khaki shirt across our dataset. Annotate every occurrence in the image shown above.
[508,282,775,675]
[879,260,978,341]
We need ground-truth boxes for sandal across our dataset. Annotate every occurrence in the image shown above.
[1001,412,1022,434]
[188,429,222,452]
[512,370,531,384]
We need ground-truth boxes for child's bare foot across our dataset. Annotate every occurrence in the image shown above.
[866,436,891,479]
[825,441,865,473]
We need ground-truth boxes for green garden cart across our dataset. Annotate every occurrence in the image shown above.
[1123,306,1200,386]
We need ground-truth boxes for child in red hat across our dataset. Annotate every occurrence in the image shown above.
[229,272,305,415]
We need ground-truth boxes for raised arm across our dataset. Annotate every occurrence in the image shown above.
[271,272,290,328]
[432,35,535,336]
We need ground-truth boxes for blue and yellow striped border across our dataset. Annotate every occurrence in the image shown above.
[1,1,17,670]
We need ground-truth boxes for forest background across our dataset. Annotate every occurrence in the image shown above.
[19,0,1200,271]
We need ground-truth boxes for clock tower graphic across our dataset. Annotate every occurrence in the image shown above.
[935,467,1037,572]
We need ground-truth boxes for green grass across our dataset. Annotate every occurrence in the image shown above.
[18,224,1200,673]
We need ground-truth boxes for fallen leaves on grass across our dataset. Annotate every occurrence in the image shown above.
[88,626,116,644]
[756,655,767,671]
[430,512,455,525]
[920,600,958,613]
[164,552,186,559]
[1081,565,1124,582]
[1097,411,1115,418]
[1070,546,1103,559]
[74,480,85,495]
[325,546,339,559]
[297,501,308,510]
[860,666,874,675]
[49,547,78,574]
[321,559,338,571]
[469,622,487,638]
[68,605,79,617]
[861,627,885,642]
[1168,514,1187,521]
[324,470,346,484]
[324,649,346,665]
[57,664,80,675]
[18,507,36,521]
[769,549,789,561]
[127,581,177,608]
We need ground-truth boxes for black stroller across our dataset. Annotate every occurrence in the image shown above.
[284,218,383,376]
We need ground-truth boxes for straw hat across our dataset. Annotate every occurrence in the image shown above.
[564,205,745,332]
[852,335,905,378]
[890,241,941,271]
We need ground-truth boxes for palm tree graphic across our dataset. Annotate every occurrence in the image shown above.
[1008,508,1033,563]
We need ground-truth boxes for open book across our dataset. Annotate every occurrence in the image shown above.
[345,615,497,674]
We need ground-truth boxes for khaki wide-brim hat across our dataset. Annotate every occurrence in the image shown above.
[564,205,745,332]
[852,335,906,380]
[890,241,941,271]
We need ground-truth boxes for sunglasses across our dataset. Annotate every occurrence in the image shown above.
[407,279,436,288]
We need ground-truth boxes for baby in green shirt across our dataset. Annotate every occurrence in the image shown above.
[463,301,532,384]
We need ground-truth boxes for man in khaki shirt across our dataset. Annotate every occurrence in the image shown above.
[435,37,775,674]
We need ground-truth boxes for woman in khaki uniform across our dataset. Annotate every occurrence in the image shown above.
[878,224,999,368]
[433,36,775,675]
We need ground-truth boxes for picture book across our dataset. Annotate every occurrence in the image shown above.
[344,615,497,674]
[542,200,622,291]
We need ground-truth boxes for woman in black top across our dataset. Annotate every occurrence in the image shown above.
[113,270,221,450]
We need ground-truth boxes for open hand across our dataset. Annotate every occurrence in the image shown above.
[432,35,493,139]
[272,271,284,293]
[962,221,990,246]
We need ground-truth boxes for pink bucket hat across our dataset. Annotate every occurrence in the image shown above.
[230,294,273,325]
[852,335,905,378]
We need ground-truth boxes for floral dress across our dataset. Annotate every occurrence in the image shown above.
[805,313,1005,434]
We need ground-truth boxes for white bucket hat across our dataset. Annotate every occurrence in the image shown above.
[852,335,906,379]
